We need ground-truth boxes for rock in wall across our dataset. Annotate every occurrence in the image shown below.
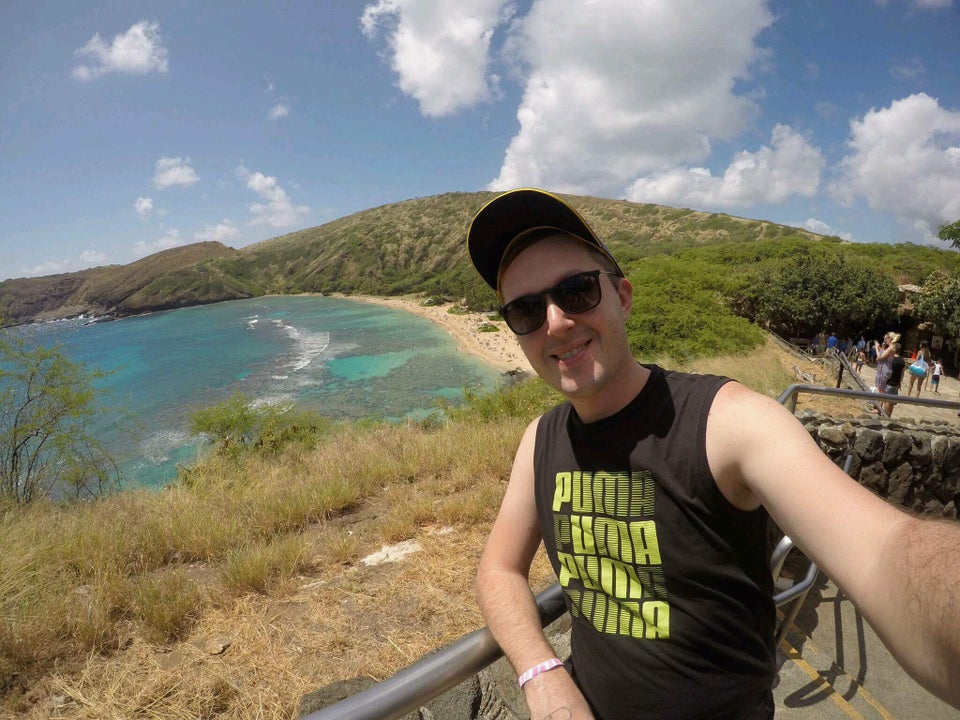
[798,411,960,519]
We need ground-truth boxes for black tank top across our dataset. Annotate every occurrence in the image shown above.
[534,365,775,719]
[888,356,906,387]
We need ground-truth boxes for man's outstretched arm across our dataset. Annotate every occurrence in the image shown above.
[476,419,595,719]
[707,383,960,709]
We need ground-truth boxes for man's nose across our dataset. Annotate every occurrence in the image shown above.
[544,298,574,335]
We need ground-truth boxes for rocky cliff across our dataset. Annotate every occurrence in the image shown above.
[0,242,244,326]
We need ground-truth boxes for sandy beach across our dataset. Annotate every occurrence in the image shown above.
[338,294,533,375]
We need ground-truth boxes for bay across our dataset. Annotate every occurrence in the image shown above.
[16,296,504,488]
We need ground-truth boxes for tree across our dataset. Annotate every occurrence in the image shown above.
[0,330,120,504]
[752,253,898,338]
[937,219,960,249]
[915,269,960,344]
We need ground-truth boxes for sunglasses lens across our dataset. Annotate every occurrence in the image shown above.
[502,296,545,335]
[554,273,601,314]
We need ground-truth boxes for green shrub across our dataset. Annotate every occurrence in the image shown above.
[443,378,561,423]
[190,394,333,456]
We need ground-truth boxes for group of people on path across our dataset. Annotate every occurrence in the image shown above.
[870,333,947,416]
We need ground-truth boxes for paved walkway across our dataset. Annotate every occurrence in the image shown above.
[866,363,960,424]
[774,361,959,719]
[800,352,960,424]
[774,575,959,719]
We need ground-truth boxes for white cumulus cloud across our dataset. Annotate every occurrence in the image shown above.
[874,0,954,8]
[237,165,309,228]
[268,102,290,120]
[830,93,960,239]
[79,250,109,266]
[361,0,512,117]
[72,21,169,81]
[134,228,183,258]
[21,258,71,277]
[19,250,110,277]
[194,220,240,243]
[488,0,775,196]
[134,196,154,220]
[798,218,854,241]
[626,125,825,208]
[153,156,199,189]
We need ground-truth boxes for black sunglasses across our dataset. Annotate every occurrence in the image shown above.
[499,270,622,335]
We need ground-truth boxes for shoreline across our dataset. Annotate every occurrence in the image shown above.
[333,293,533,375]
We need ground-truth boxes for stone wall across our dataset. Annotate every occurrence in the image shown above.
[798,411,960,519]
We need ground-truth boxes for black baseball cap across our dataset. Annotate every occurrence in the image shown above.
[466,188,624,292]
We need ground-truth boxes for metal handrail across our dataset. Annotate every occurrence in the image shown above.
[306,386,960,719]
[777,383,960,414]
[303,584,565,720]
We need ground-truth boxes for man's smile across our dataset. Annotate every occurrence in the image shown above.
[553,341,590,361]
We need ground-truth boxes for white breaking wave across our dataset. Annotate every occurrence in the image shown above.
[250,395,295,411]
[269,318,331,372]
[139,429,195,464]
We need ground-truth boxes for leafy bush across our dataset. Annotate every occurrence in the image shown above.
[190,394,332,455]
[442,377,562,423]
[624,257,765,361]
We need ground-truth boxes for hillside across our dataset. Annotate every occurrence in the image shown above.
[210,191,831,303]
[4,192,959,328]
[0,242,241,327]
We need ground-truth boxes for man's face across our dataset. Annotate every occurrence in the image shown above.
[498,234,634,403]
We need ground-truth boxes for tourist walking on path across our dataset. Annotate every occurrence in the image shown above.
[468,188,960,720]
[931,359,943,394]
[882,344,907,417]
[906,342,931,397]
[873,332,898,392]
[826,332,838,354]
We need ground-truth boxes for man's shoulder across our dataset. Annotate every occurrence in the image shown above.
[540,400,573,424]
[656,365,731,392]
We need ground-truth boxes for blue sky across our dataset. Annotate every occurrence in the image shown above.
[2,0,959,281]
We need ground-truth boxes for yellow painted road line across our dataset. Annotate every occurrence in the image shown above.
[779,636,865,719]
[855,685,898,720]
[779,628,898,720]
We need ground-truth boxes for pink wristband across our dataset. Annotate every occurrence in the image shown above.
[517,657,564,688]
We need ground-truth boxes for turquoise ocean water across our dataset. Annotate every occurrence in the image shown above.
[17,296,503,487]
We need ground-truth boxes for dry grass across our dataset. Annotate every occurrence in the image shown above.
[1,341,826,718]
[661,336,798,398]
[0,414,528,718]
